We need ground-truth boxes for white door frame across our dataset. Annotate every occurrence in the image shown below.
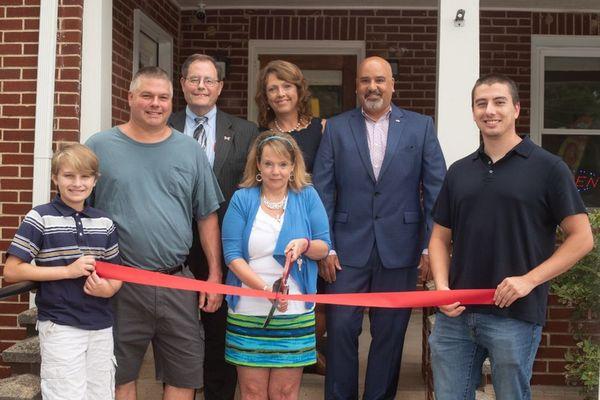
[247,40,365,122]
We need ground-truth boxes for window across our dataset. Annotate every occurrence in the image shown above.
[531,36,600,207]
[132,9,173,79]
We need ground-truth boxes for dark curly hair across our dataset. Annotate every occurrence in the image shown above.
[255,60,312,128]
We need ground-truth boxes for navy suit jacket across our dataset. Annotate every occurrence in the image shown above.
[313,105,446,269]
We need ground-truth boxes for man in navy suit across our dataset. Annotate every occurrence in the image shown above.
[313,56,446,400]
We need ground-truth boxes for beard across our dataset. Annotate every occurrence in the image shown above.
[363,96,384,112]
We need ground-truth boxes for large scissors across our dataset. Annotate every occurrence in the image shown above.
[263,251,294,328]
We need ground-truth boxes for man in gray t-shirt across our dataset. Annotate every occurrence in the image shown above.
[87,66,224,400]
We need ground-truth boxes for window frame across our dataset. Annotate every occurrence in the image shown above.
[132,9,173,79]
[530,35,600,144]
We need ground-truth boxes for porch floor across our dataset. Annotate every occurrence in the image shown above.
[136,311,582,399]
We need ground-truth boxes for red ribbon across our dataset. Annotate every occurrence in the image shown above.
[96,261,495,308]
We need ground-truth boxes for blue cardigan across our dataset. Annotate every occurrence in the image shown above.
[222,185,331,311]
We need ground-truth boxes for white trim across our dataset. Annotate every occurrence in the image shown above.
[32,0,58,209]
[80,0,112,143]
[247,40,365,121]
[530,35,600,144]
[435,0,480,166]
[132,9,174,79]
[31,0,59,308]
[177,0,600,11]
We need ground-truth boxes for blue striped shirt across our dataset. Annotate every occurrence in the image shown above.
[7,196,121,330]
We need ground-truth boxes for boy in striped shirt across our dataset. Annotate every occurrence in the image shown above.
[5,143,122,400]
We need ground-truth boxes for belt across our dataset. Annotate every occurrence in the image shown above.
[157,264,184,275]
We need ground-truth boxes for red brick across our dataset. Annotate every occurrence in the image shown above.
[19,191,32,203]
[1,174,34,187]
[0,19,24,31]
[548,307,573,319]
[2,80,36,92]
[0,69,21,80]
[543,320,570,333]
[532,360,547,372]
[0,303,28,315]
[549,334,577,347]
[2,105,36,117]
[535,346,566,359]
[5,6,40,18]
[530,374,566,385]
[0,192,19,202]
[23,18,39,30]
[2,203,31,215]
[2,31,39,43]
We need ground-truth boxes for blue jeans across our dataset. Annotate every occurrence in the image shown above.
[429,312,542,400]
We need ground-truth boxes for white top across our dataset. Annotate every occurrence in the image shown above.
[232,207,306,316]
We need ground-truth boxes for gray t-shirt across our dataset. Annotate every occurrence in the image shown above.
[86,127,224,270]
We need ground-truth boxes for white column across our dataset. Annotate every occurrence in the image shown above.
[80,0,112,142]
[32,0,58,208]
[435,0,480,166]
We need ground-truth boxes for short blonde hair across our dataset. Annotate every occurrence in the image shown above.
[239,131,310,191]
[51,143,99,178]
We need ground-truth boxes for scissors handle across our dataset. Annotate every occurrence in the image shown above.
[262,252,294,328]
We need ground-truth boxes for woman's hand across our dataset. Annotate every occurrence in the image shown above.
[270,278,289,312]
[285,238,309,262]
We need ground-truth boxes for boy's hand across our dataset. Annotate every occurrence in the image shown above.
[67,255,96,278]
[84,272,116,298]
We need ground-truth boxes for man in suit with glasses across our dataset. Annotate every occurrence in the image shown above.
[168,53,258,400]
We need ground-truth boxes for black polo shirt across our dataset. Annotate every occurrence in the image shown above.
[432,137,586,325]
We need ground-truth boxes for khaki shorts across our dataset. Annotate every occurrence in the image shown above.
[38,321,115,400]
[111,268,204,388]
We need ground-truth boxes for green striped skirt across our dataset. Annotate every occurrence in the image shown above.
[225,311,316,368]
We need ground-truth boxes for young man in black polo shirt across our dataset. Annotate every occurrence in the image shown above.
[428,73,593,400]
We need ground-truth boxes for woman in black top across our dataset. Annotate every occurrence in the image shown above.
[255,60,326,173]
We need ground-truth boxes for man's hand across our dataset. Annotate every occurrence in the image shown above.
[84,272,117,298]
[318,254,342,283]
[199,275,223,313]
[437,287,465,317]
[419,254,431,281]
[494,275,536,308]
[67,255,95,278]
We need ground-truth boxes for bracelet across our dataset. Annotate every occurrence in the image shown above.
[303,237,311,254]
[262,284,269,291]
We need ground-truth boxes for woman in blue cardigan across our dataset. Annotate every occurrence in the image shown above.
[222,131,331,399]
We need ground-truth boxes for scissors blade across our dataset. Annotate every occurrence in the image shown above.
[263,252,293,328]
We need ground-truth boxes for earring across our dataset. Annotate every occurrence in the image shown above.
[256,173,263,182]
[289,173,295,182]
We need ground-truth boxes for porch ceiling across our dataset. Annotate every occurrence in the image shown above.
[175,0,600,11]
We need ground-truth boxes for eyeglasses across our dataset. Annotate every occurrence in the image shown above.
[185,76,221,88]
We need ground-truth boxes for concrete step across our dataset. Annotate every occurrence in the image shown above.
[16,309,37,338]
[1,337,40,375]
[0,374,40,400]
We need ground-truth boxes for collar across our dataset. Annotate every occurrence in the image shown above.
[361,106,392,123]
[51,195,99,217]
[186,105,217,123]
[473,135,534,161]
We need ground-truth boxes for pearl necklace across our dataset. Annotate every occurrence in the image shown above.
[262,194,287,210]
[274,119,302,133]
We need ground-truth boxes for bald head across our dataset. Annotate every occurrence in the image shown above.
[356,57,395,120]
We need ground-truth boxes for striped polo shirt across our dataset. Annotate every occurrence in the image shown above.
[7,195,121,330]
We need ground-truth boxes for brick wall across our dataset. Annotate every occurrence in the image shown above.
[0,0,84,378]
[0,2,598,383]
[112,0,180,125]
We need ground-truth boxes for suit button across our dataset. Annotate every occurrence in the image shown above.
[374,192,380,196]
[375,215,380,219]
